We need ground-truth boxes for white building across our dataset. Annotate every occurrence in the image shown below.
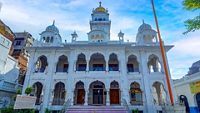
[174,60,200,113]
[23,3,175,113]
[0,32,20,108]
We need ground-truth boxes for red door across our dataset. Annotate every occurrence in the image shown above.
[110,89,120,104]
[77,89,85,104]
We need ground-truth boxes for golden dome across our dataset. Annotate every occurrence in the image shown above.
[95,2,106,12]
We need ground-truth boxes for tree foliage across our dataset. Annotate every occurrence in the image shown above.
[183,0,200,34]
[25,86,32,95]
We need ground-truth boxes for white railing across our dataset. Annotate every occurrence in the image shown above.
[122,99,131,113]
[61,98,71,113]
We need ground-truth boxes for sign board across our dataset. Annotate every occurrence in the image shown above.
[190,81,200,94]
[14,95,36,109]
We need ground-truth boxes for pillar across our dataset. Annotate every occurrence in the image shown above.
[105,56,109,72]
[106,90,110,105]
[84,90,88,105]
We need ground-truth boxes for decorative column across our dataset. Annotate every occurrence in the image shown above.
[84,90,88,105]
[106,90,110,105]
[105,82,110,105]
[105,56,109,72]
[86,55,90,72]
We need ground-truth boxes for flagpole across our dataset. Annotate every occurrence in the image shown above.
[151,0,174,105]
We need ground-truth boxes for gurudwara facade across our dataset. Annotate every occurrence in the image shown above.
[23,3,175,113]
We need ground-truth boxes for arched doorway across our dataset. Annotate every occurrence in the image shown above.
[196,93,200,112]
[130,82,142,105]
[74,81,85,105]
[52,82,65,105]
[110,81,120,104]
[179,95,190,113]
[89,81,106,105]
[31,82,43,105]
[152,82,166,105]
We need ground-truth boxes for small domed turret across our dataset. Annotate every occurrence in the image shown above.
[94,2,107,13]
[138,21,152,33]
[39,20,62,46]
[136,20,158,45]
[46,20,59,33]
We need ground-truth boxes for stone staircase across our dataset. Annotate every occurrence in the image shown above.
[66,105,128,113]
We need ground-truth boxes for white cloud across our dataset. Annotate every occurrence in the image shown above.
[172,32,200,57]
[168,31,200,79]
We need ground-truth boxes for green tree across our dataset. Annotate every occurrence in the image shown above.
[183,0,200,34]
[25,86,32,95]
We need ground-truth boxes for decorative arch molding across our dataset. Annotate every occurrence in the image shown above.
[56,55,69,72]
[126,53,140,62]
[127,55,139,72]
[89,53,106,71]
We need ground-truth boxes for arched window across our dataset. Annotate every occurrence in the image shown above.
[148,54,161,73]
[89,53,106,71]
[127,55,139,72]
[152,82,166,105]
[50,37,53,43]
[42,37,45,43]
[74,81,85,105]
[46,37,50,43]
[56,55,68,72]
[52,82,65,105]
[35,55,48,73]
[76,53,86,71]
[108,53,119,71]
[31,82,43,105]
[130,82,142,105]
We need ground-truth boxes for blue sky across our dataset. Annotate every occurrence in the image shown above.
[0,0,200,79]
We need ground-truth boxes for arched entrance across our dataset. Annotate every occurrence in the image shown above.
[179,95,190,113]
[196,93,200,112]
[32,82,43,105]
[74,81,85,105]
[52,82,65,105]
[130,82,142,105]
[152,81,166,105]
[110,81,120,104]
[89,81,106,105]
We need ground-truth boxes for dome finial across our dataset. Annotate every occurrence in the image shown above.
[53,20,55,25]
[142,19,144,24]
[99,1,102,7]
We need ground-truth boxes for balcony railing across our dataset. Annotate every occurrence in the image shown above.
[52,98,65,105]
[56,67,68,72]
[109,67,119,71]
[35,67,46,73]
[89,67,106,71]
[127,68,139,73]
[76,67,86,71]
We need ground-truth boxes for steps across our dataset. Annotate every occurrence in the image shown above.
[66,105,128,113]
